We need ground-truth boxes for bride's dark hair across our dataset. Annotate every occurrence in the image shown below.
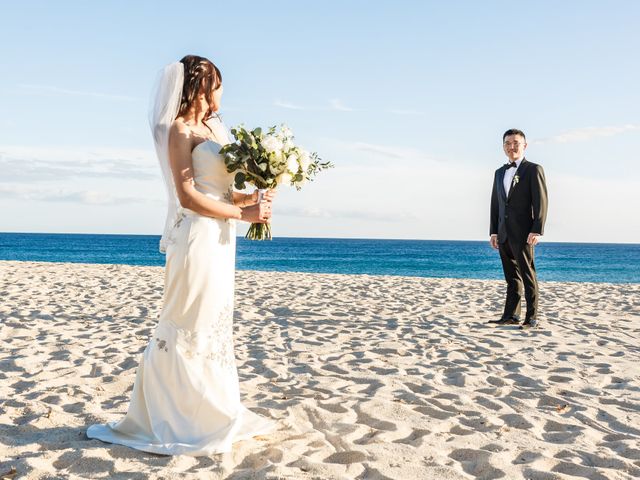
[177,55,222,125]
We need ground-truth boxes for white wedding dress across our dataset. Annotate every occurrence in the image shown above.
[87,137,276,456]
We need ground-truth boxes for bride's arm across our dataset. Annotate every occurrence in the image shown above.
[168,123,269,223]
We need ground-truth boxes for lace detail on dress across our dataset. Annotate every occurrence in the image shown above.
[153,303,236,370]
[217,184,235,245]
[223,184,234,205]
[156,339,168,352]
[164,210,187,248]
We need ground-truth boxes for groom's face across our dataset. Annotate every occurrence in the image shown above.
[503,134,527,162]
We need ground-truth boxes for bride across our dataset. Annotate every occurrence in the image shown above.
[87,55,277,456]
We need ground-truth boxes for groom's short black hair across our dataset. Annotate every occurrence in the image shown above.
[503,129,526,141]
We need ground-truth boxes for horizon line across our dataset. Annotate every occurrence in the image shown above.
[0,231,638,246]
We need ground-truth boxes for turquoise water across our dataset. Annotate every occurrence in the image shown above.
[0,233,638,283]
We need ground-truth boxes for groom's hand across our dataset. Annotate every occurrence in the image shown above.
[527,233,540,246]
[490,234,499,250]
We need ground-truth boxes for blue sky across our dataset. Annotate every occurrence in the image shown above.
[1,0,638,242]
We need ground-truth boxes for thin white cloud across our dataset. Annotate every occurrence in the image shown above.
[329,98,354,112]
[0,184,157,206]
[344,141,437,163]
[0,145,158,181]
[18,84,139,102]
[386,109,425,116]
[273,98,356,112]
[277,205,418,222]
[278,206,332,218]
[273,99,304,110]
[533,124,640,144]
[350,142,413,159]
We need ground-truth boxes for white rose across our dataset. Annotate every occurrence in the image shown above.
[286,154,299,173]
[262,135,283,154]
[277,172,293,185]
[299,150,311,172]
[269,163,281,175]
[273,150,284,163]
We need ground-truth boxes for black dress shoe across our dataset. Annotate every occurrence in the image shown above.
[520,318,540,329]
[489,317,520,325]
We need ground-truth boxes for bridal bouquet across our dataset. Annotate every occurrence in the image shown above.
[220,124,333,240]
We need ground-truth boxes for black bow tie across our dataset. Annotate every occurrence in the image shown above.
[505,162,517,169]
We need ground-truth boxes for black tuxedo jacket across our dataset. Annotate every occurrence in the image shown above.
[490,158,548,245]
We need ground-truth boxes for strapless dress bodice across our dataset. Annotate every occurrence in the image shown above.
[186,140,235,207]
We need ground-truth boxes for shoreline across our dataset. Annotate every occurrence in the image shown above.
[2,231,640,246]
[1,260,637,286]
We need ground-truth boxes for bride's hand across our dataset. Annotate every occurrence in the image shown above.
[247,189,276,205]
[246,188,276,205]
[262,189,277,202]
[240,201,272,223]
[247,190,260,205]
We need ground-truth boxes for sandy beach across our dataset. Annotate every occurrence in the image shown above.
[0,260,639,479]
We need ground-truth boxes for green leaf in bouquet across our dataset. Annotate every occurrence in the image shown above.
[234,171,246,190]
[269,163,285,176]
[320,160,334,170]
[252,127,262,137]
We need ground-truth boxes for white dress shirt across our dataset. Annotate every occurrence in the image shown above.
[503,157,523,196]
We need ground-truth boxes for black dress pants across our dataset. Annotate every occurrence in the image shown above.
[498,238,539,320]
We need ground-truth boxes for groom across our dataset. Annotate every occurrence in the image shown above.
[489,129,548,329]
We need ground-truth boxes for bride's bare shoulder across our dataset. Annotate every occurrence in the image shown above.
[169,118,193,146]
[171,118,191,135]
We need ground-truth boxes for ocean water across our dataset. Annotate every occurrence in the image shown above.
[0,233,638,283]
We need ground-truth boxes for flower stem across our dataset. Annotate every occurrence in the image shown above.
[245,222,272,241]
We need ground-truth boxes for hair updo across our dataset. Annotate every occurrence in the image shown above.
[177,55,222,123]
